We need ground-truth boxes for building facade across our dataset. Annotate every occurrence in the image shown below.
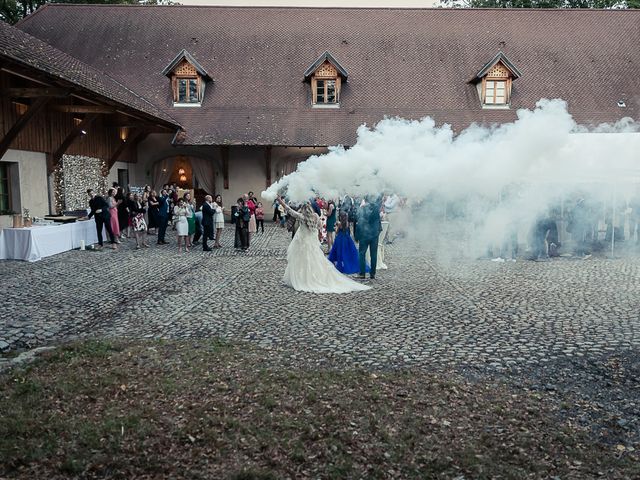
[1,6,639,216]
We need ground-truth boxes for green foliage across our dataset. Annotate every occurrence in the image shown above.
[1,0,179,25]
[440,0,636,7]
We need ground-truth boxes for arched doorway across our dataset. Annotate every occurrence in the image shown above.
[150,154,218,205]
[170,156,194,190]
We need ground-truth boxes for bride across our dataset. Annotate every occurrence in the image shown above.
[277,196,370,294]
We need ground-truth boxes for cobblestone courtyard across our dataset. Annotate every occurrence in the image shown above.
[2,223,639,368]
[2,223,640,445]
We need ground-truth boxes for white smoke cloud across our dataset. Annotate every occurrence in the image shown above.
[263,99,640,257]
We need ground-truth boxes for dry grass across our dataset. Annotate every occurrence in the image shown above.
[0,339,637,479]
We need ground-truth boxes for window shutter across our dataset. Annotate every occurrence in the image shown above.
[311,78,317,104]
[172,76,178,102]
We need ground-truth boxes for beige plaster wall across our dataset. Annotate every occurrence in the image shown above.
[2,149,49,218]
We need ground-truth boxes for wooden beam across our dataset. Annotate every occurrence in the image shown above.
[0,87,70,98]
[51,105,117,114]
[265,145,272,189]
[126,131,149,165]
[221,146,229,190]
[48,113,99,174]
[0,96,51,160]
[107,129,148,171]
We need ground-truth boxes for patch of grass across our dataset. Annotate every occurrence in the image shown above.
[230,470,277,480]
[0,338,638,479]
[0,349,21,359]
[47,339,124,363]
[59,457,85,475]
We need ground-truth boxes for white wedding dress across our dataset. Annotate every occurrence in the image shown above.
[283,208,371,293]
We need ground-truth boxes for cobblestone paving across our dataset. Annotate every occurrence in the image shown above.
[1,224,639,367]
[2,223,640,443]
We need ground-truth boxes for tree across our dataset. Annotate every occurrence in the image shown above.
[440,0,635,7]
[1,0,179,25]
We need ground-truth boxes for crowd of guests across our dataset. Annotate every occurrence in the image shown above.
[524,194,640,261]
[85,183,273,253]
[86,182,202,251]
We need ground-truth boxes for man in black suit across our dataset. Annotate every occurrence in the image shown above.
[86,188,117,249]
[156,190,170,245]
[201,194,214,251]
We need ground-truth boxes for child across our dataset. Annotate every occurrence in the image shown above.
[255,202,265,233]
[328,211,369,274]
[278,203,286,227]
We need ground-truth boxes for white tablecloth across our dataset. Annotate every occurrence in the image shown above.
[0,221,99,262]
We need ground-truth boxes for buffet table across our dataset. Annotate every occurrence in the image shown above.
[0,221,98,262]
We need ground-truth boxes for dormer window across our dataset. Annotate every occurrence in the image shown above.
[178,77,199,103]
[303,52,348,109]
[162,49,212,107]
[473,52,522,109]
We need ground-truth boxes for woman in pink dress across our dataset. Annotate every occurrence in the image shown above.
[246,192,257,239]
[107,188,121,243]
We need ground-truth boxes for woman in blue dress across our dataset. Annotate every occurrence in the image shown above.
[329,211,369,275]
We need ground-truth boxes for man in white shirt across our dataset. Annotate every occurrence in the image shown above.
[383,193,400,244]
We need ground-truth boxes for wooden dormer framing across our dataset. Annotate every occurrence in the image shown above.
[473,52,522,108]
[162,50,211,106]
[304,51,348,107]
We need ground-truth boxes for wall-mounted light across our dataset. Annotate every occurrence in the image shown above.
[179,174,187,182]
[12,101,28,116]
[178,168,186,175]
[119,126,129,142]
[81,129,87,135]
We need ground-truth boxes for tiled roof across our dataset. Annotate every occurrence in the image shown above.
[17,5,640,146]
[0,20,180,128]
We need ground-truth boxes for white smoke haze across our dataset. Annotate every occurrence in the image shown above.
[263,99,640,258]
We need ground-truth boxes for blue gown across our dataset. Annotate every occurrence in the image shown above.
[328,228,370,274]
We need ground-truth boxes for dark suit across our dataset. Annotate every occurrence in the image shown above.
[201,201,214,250]
[88,195,115,246]
[234,205,250,250]
[357,197,383,278]
[157,195,169,243]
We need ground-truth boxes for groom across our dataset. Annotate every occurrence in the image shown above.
[201,195,214,251]
[357,194,383,280]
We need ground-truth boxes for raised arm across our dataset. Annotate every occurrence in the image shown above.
[278,197,303,220]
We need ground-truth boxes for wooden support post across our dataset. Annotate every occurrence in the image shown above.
[107,129,148,172]
[0,96,50,160]
[265,145,272,189]
[221,145,229,190]
[127,131,149,165]
[48,113,98,175]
